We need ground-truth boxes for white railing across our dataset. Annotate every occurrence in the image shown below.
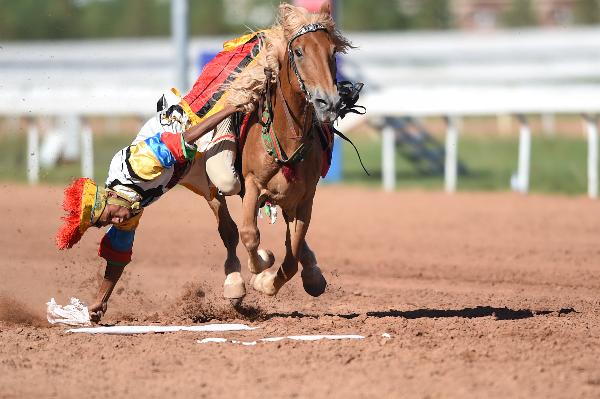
[337,85,600,197]
[2,27,600,194]
[338,27,600,198]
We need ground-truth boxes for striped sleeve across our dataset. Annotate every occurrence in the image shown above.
[127,132,196,181]
[99,227,136,266]
[159,132,197,162]
[98,212,142,266]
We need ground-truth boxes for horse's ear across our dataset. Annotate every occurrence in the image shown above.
[320,1,331,16]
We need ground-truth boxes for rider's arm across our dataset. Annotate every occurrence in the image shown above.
[91,215,142,322]
[182,105,238,144]
[124,105,238,183]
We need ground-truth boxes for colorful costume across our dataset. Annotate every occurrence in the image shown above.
[135,31,269,199]
[102,129,203,266]
[57,129,199,267]
[56,31,272,267]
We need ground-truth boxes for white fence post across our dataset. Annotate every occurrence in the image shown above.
[382,124,396,192]
[27,119,39,185]
[444,116,459,193]
[81,118,94,179]
[585,114,598,199]
[514,114,531,194]
[172,0,189,92]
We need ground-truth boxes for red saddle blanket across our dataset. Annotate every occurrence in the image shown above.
[183,32,265,122]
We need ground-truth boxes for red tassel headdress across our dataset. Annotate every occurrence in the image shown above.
[56,178,105,250]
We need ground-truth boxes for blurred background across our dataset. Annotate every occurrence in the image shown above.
[1,0,600,195]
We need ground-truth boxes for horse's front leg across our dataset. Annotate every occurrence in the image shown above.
[239,177,275,275]
[206,194,245,301]
[252,199,315,296]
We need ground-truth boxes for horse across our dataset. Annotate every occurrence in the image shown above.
[206,3,354,301]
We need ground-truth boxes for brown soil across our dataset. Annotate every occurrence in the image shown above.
[1,183,599,398]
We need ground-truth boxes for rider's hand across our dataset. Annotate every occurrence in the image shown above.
[88,302,108,323]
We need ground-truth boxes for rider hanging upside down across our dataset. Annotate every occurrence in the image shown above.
[55,31,276,322]
[55,105,237,322]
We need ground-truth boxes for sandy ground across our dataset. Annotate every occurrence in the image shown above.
[1,183,600,398]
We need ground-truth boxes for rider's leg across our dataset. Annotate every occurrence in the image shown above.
[204,118,241,196]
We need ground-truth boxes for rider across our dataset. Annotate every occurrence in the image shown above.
[55,106,237,322]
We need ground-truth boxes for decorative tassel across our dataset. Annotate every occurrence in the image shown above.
[55,178,88,250]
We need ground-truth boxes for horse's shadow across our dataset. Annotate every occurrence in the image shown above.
[259,306,576,321]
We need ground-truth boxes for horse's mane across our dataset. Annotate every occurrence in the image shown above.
[226,3,352,113]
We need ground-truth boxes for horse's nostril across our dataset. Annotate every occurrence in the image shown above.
[315,98,328,109]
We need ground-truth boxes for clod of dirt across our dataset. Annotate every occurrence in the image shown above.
[169,282,264,323]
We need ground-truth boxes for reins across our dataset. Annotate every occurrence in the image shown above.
[260,73,313,166]
[259,24,328,166]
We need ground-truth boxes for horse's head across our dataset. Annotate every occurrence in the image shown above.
[277,3,352,124]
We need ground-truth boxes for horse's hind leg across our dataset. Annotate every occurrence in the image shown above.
[298,240,327,297]
[206,194,245,301]
[239,178,275,275]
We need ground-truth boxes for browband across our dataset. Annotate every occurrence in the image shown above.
[287,23,328,51]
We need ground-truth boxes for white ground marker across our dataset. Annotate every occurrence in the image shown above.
[198,334,365,345]
[67,324,256,335]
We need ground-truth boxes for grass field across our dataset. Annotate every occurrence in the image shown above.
[0,132,593,195]
[342,134,591,195]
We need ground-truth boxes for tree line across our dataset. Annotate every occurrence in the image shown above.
[0,0,598,41]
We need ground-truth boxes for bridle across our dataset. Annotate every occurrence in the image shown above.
[260,23,331,165]
[258,23,369,175]
[286,23,329,100]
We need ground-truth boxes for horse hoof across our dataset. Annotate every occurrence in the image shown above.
[249,249,275,274]
[252,270,279,296]
[223,272,246,300]
[301,266,327,297]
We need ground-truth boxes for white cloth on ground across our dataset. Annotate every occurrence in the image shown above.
[46,298,91,326]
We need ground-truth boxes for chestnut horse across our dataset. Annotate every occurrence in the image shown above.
[207,3,353,301]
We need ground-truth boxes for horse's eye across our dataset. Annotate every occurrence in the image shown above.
[294,48,303,57]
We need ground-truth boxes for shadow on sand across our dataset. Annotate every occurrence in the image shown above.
[263,306,576,321]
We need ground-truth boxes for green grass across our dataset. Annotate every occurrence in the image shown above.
[341,134,592,195]
[0,132,593,195]
[0,133,131,185]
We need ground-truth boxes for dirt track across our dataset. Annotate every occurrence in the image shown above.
[1,183,600,398]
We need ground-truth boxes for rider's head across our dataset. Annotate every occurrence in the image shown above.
[56,178,141,249]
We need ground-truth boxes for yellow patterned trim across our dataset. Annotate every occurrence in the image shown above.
[223,31,261,51]
[79,180,98,233]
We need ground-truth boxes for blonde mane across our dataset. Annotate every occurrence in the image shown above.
[226,3,352,113]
